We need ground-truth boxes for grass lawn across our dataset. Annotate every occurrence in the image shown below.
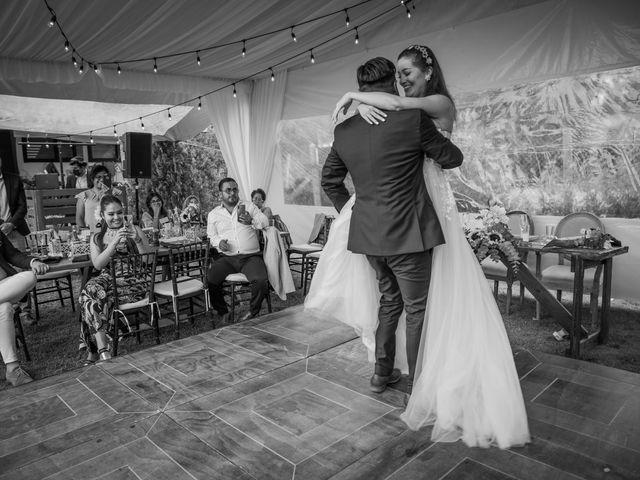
[2,272,639,391]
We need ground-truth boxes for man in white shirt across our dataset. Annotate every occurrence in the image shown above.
[207,178,270,322]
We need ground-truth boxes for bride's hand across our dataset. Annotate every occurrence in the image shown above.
[357,104,386,125]
[332,95,353,124]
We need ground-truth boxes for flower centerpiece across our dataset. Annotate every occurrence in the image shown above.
[463,205,520,272]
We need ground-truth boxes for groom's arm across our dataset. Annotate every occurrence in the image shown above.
[419,112,463,169]
[321,145,351,213]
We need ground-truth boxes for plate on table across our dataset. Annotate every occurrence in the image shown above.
[160,236,188,246]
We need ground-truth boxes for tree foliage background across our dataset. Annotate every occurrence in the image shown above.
[129,127,227,220]
[277,66,640,217]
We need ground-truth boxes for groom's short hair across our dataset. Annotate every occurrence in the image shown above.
[357,57,396,94]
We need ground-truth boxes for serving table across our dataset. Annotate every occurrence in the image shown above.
[501,242,629,358]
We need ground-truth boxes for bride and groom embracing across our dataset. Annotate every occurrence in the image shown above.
[306,47,530,449]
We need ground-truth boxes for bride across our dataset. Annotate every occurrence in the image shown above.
[305,45,530,449]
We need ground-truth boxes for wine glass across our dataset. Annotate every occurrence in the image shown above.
[519,214,530,241]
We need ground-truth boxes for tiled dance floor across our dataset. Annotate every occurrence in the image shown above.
[1,306,639,479]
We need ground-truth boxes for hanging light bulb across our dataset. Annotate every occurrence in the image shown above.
[67,136,72,147]
[117,64,121,74]
[242,40,246,58]
[197,97,202,110]
[113,125,117,137]
[290,27,297,42]
[405,4,411,18]
[153,58,158,73]
[93,63,99,73]
[233,84,237,98]
[48,14,56,27]
[196,51,201,66]
[344,9,350,27]
[354,27,359,45]
[140,117,145,130]
[26,134,31,148]
[310,50,315,64]
[90,132,94,143]
[270,68,275,82]
[72,52,77,67]
[64,40,69,52]
[168,109,172,120]
[45,135,49,148]
[78,62,84,74]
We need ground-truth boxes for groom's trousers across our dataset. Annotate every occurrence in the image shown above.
[366,250,432,386]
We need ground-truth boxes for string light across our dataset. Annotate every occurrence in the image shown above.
[153,57,158,73]
[196,51,201,66]
[44,0,401,74]
[405,3,411,18]
[26,134,31,148]
[140,117,145,129]
[241,40,246,58]
[197,97,202,110]
[113,125,117,137]
[90,132,94,143]
[117,64,121,74]
[71,52,77,67]
[354,27,359,44]
[45,0,409,140]
[48,14,56,28]
[64,40,69,52]
[93,63,98,73]
[45,135,49,148]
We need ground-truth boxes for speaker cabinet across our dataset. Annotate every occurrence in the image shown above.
[0,130,18,174]
[124,132,152,178]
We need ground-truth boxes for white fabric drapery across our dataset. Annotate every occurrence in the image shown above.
[208,72,287,200]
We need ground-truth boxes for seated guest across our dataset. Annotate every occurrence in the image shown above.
[79,195,150,363]
[251,188,273,221]
[207,178,269,322]
[65,156,88,189]
[141,191,171,230]
[0,231,48,386]
[76,165,122,233]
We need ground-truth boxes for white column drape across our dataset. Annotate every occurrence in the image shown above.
[207,71,287,201]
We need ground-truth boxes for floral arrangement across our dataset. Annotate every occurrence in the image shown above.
[463,205,521,272]
[179,195,201,225]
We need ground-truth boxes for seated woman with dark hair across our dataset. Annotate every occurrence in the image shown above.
[79,195,150,363]
[141,191,171,230]
[251,188,273,221]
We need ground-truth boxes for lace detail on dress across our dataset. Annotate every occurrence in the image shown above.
[426,130,457,223]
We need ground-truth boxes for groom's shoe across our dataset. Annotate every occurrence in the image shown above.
[369,368,401,393]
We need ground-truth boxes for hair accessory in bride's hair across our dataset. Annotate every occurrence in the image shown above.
[407,45,433,66]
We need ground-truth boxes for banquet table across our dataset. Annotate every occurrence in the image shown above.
[502,242,629,358]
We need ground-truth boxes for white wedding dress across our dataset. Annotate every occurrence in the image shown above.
[305,150,530,449]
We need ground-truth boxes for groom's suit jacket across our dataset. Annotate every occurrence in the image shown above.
[322,109,463,256]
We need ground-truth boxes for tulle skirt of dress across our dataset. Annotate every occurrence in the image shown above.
[305,160,530,449]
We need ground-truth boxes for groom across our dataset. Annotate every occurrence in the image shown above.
[321,57,463,401]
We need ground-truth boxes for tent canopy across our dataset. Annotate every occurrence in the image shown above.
[4,0,638,140]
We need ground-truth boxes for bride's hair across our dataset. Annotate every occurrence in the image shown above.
[398,45,455,109]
